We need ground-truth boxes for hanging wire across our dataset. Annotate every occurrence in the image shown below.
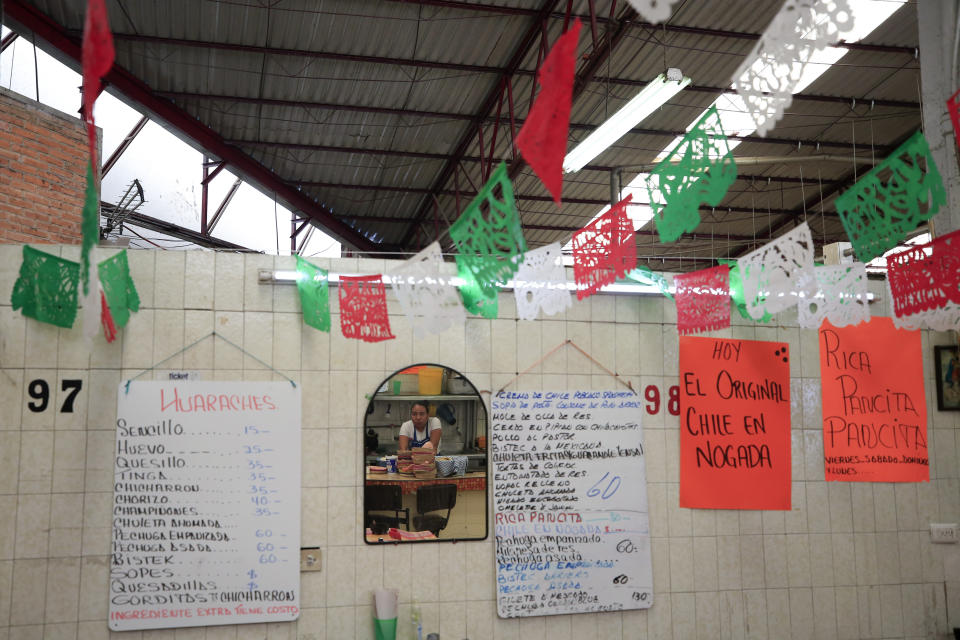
[851,117,858,182]
[31,31,38,102]
[818,168,826,247]
[799,165,807,223]
[273,193,280,255]
[766,193,772,240]
[710,225,714,265]
[916,75,925,135]
[123,332,297,392]
[6,31,15,90]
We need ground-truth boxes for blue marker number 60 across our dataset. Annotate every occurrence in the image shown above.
[586,472,621,499]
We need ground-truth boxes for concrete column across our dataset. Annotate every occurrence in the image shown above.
[918,1,960,237]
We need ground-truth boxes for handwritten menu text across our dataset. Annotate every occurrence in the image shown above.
[491,389,653,618]
[109,381,301,632]
[679,337,791,510]
[819,318,928,482]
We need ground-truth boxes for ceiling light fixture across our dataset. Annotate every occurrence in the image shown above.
[562,69,691,174]
[258,270,666,295]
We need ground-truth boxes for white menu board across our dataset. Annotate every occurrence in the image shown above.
[492,389,653,618]
[109,381,301,631]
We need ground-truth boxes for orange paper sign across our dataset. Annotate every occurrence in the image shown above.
[679,337,791,509]
[819,318,928,482]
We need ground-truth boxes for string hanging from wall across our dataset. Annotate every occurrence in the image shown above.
[496,339,637,395]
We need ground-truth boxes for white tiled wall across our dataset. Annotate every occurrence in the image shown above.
[0,244,958,639]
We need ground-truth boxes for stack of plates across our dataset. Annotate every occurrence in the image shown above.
[413,462,437,479]
[396,449,416,475]
[411,447,436,466]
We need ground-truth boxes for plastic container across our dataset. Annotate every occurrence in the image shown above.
[418,367,444,395]
[391,374,419,394]
[446,375,472,395]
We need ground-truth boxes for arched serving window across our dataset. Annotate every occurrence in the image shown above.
[362,364,488,544]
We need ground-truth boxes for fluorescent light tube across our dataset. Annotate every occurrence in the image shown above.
[563,69,691,174]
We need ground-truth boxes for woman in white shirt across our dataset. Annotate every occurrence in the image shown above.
[398,402,442,451]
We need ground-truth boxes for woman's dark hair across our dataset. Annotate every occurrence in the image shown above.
[411,401,429,414]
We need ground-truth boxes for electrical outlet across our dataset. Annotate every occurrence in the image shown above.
[930,523,959,544]
[300,547,322,571]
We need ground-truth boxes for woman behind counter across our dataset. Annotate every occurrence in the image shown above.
[398,402,442,452]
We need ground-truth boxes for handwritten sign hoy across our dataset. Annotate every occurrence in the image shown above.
[679,337,791,509]
[819,318,928,482]
[109,381,301,632]
[491,389,652,618]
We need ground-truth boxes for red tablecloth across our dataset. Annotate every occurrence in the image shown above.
[365,472,487,496]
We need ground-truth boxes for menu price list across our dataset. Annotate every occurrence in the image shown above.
[491,389,653,618]
[109,382,301,632]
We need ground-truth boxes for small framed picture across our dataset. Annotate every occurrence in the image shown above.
[934,345,960,411]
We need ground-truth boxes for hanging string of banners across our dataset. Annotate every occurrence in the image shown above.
[12,1,959,342]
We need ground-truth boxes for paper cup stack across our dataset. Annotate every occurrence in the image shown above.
[373,588,398,640]
[397,450,415,476]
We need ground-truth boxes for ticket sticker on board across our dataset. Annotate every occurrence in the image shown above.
[679,337,792,510]
[819,318,928,482]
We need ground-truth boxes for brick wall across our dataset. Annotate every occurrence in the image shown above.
[0,86,92,244]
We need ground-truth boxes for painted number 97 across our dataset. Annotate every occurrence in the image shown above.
[27,379,82,413]
[644,385,679,416]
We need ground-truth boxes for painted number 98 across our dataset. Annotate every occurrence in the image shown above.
[643,385,679,416]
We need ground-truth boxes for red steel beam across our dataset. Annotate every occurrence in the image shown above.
[229,125,882,162]
[150,46,919,110]
[111,32,505,75]
[296,181,610,205]
[401,0,563,247]
[160,87,919,121]
[1,31,19,53]
[109,15,915,61]
[294,171,842,190]
[201,156,210,235]
[201,160,227,185]
[118,209,254,251]
[4,0,378,253]
[381,0,916,56]
[291,217,312,240]
[101,114,148,177]
[340,213,782,241]
[207,178,242,234]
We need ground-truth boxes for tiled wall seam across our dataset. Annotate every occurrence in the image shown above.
[0,246,957,639]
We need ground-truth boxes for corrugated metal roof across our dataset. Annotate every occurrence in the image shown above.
[11,0,925,267]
